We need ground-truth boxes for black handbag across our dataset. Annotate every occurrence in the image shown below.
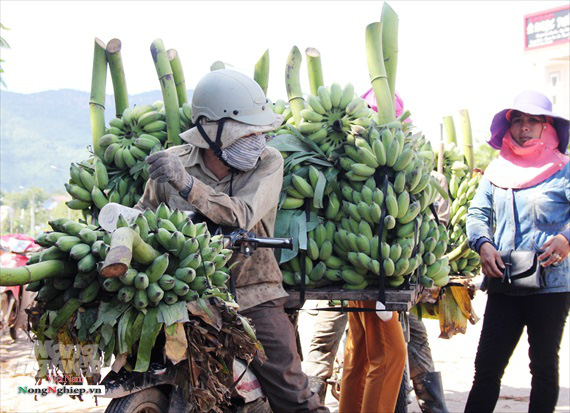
[481,185,546,294]
[482,250,545,294]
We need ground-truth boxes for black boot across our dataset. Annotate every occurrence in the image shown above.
[413,371,449,413]
[308,376,327,404]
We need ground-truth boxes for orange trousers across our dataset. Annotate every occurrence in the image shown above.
[338,301,407,413]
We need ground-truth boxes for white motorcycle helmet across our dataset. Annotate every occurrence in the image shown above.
[191,69,275,126]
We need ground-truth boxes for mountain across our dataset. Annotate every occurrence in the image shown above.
[0,89,191,193]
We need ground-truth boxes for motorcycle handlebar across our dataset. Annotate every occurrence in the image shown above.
[232,237,293,250]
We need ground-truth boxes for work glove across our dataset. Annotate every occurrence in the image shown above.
[376,301,393,321]
[146,151,193,192]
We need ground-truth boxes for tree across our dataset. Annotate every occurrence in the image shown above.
[0,22,10,87]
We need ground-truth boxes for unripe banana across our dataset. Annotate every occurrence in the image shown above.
[345,98,366,116]
[325,192,341,220]
[394,171,406,193]
[386,139,401,168]
[292,175,314,198]
[299,122,325,134]
[351,164,375,177]
[308,95,327,115]
[282,196,304,209]
[385,194,399,218]
[317,86,332,111]
[339,83,355,109]
[330,83,342,108]
[357,147,380,169]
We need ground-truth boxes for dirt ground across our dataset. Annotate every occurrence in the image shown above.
[0,291,568,413]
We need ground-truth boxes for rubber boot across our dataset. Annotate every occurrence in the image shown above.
[412,371,449,413]
[308,376,327,405]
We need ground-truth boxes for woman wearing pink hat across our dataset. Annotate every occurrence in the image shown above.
[465,91,570,413]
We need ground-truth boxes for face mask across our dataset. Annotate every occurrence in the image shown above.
[221,134,267,171]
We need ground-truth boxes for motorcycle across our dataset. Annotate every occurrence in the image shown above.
[0,234,40,340]
[96,204,292,413]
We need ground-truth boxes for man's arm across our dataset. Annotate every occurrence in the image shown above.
[185,148,284,231]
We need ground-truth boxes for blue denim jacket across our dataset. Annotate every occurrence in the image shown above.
[466,162,570,294]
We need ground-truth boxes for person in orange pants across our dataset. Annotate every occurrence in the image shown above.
[338,300,407,413]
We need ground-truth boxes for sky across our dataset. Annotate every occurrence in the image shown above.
[1,0,568,144]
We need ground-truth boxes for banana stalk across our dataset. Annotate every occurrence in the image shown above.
[150,39,181,147]
[305,47,324,96]
[443,239,469,261]
[0,260,76,286]
[254,49,270,96]
[380,2,399,105]
[443,115,457,145]
[285,46,305,128]
[438,124,444,174]
[459,109,474,176]
[167,49,188,106]
[365,22,394,125]
[100,227,160,279]
[106,38,129,117]
[89,38,108,158]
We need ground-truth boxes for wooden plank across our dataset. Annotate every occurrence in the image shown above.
[284,284,422,312]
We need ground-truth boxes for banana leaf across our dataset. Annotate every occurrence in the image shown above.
[164,322,188,365]
[313,170,327,209]
[284,125,326,156]
[75,307,97,341]
[268,133,313,152]
[101,323,114,346]
[103,332,115,367]
[117,307,137,355]
[89,298,130,334]
[274,209,319,264]
[158,301,189,326]
[134,307,163,372]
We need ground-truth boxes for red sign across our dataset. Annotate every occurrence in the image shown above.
[524,5,570,50]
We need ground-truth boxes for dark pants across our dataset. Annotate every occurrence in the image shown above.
[465,292,570,413]
[241,298,328,413]
[408,312,436,380]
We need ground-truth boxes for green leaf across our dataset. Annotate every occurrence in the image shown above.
[157,301,189,326]
[267,134,312,152]
[284,125,326,156]
[312,170,327,209]
[126,311,145,351]
[134,308,163,372]
[89,299,130,334]
[101,323,114,346]
[117,307,136,355]
[103,331,115,367]
[75,307,97,341]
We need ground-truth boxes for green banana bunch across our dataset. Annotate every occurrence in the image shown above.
[274,114,450,291]
[298,83,375,158]
[440,143,483,277]
[178,102,194,132]
[100,104,167,173]
[29,207,236,312]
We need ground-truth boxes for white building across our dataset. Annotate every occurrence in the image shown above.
[523,5,570,118]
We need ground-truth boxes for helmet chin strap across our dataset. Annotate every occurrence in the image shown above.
[195,117,238,173]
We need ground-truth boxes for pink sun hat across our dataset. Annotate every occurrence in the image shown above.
[360,88,411,122]
[489,91,569,153]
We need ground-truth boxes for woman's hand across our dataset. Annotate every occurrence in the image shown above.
[539,235,570,267]
[480,242,505,278]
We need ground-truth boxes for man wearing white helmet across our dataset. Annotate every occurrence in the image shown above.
[135,69,327,413]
